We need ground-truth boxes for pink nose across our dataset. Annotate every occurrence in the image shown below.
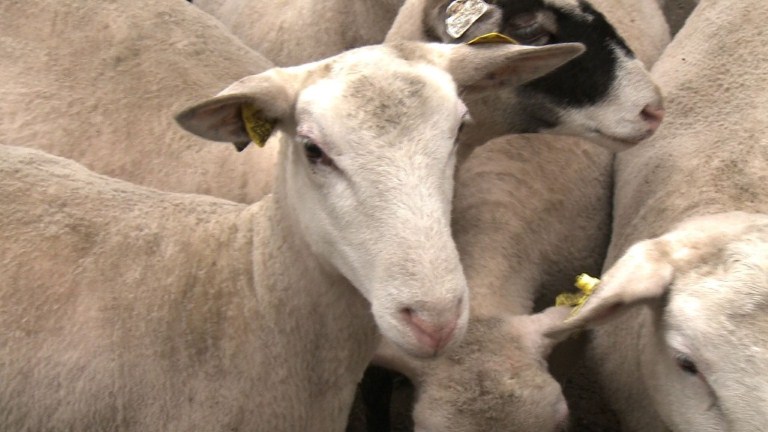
[641,103,665,133]
[400,306,461,355]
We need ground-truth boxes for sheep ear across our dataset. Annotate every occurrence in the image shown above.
[507,306,574,357]
[547,239,675,339]
[446,42,585,89]
[175,70,298,151]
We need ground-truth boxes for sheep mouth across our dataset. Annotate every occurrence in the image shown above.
[592,128,656,147]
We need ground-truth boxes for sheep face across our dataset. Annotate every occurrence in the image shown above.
[554,212,768,431]
[282,51,471,358]
[176,41,583,358]
[389,0,665,152]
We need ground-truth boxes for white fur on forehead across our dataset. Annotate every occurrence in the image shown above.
[299,47,461,139]
[665,262,768,378]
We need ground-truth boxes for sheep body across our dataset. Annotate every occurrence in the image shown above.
[193,0,403,66]
[0,0,277,203]
[560,0,768,430]
[0,143,376,431]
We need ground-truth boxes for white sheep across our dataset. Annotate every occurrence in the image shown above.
[0,0,277,203]
[0,40,584,431]
[552,0,768,430]
[661,0,700,34]
[193,0,404,66]
[348,0,672,430]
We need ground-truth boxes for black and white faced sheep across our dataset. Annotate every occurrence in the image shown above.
[387,0,667,153]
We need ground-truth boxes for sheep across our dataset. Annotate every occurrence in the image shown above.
[347,0,672,430]
[550,0,768,430]
[196,0,665,154]
[385,0,668,154]
[661,0,700,34]
[193,0,404,66]
[0,0,278,204]
[0,40,586,431]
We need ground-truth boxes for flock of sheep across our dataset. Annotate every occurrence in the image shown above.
[0,0,765,431]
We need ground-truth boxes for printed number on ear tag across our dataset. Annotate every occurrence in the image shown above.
[445,0,490,39]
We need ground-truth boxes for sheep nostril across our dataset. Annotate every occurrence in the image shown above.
[400,307,460,354]
[641,104,665,133]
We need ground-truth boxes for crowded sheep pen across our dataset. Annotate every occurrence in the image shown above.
[2,0,764,431]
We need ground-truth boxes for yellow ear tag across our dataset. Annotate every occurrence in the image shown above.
[555,273,601,316]
[241,103,275,148]
[466,32,519,45]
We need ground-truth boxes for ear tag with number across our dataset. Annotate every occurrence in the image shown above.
[240,103,275,149]
[445,0,490,39]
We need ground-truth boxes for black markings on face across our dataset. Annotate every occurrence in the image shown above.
[492,0,634,107]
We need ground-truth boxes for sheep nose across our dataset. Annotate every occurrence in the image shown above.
[641,103,665,133]
[400,300,463,355]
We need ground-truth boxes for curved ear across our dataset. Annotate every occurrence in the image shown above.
[547,239,675,339]
[371,339,425,382]
[175,69,299,151]
[508,306,574,357]
[446,42,585,89]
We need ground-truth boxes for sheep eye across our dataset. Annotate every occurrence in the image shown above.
[507,13,552,46]
[675,354,699,376]
[300,137,333,167]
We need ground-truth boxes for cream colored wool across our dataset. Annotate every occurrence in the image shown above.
[0,0,277,203]
[194,0,404,66]
[559,0,768,430]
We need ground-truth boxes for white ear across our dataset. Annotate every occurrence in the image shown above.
[445,42,585,89]
[547,239,675,338]
[175,69,301,151]
[371,338,425,382]
[508,306,574,357]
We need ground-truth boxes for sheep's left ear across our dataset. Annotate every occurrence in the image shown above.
[445,42,585,90]
[175,69,299,151]
[547,239,675,339]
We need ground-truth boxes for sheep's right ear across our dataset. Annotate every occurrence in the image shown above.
[547,239,675,339]
[175,70,298,151]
